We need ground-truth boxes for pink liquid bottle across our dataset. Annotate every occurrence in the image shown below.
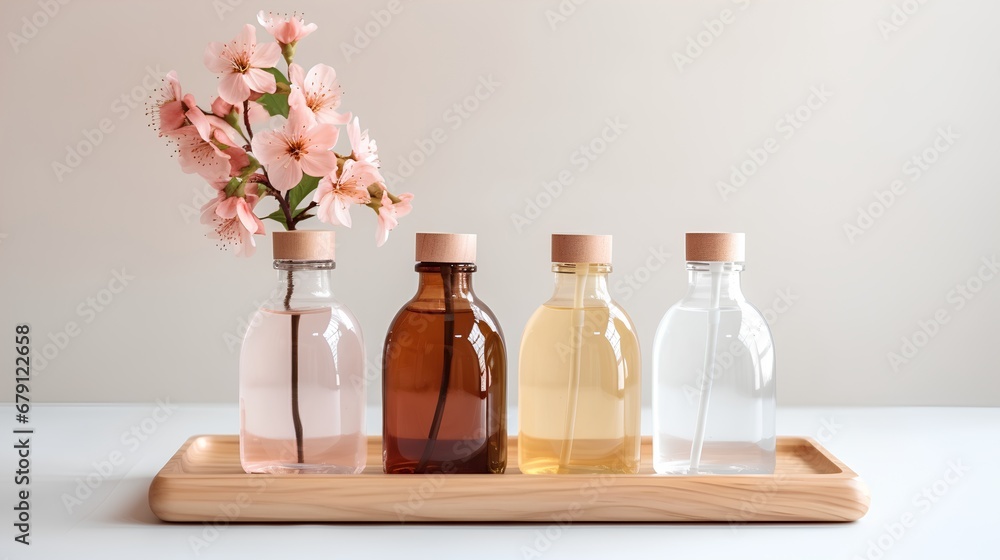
[239,231,367,474]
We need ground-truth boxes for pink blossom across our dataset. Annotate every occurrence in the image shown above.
[213,97,269,126]
[166,106,245,181]
[347,117,379,166]
[211,97,233,118]
[375,190,413,247]
[223,145,250,176]
[250,89,338,192]
[204,24,281,105]
[257,11,317,46]
[151,71,188,133]
[288,63,350,125]
[200,189,265,257]
[314,160,382,228]
[244,101,271,125]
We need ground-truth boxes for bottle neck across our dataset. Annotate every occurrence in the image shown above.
[549,263,612,305]
[685,261,745,304]
[413,263,476,303]
[273,260,336,306]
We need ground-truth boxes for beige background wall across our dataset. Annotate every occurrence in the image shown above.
[1,0,998,405]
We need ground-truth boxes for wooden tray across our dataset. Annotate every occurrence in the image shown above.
[149,436,869,523]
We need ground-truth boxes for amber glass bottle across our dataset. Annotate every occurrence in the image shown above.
[383,233,507,474]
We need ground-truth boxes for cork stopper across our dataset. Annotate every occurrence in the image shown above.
[551,234,612,263]
[272,230,336,261]
[685,232,745,262]
[415,233,477,263]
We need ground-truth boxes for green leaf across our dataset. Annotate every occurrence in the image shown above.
[265,208,314,230]
[265,209,289,229]
[263,67,290,85]
[286,174,320,214]
[256,92,289,118]
[254,68,292,118]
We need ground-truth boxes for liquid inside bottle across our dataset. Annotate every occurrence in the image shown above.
[383,302,506,473]
[241,306,366,473]
[239,231,367,475]
[518,235,640,476]
[652,301,775,474]
[518,300,640,474]
[652,233,776,475]
[383,234,506,474]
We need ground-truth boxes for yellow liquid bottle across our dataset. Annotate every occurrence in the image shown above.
[518,235,641,474]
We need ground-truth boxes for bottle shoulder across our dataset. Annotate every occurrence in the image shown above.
[654,299,773,344]
[385,296,506,340]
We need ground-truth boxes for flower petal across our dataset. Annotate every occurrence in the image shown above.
[394,193,414,218]
[247,101,270,125]
[235,24,257,52]
[256,10,272,29]
[286,88,316,129]
[250,130,288,166]
[244,68,277,95]
[349,117,362,146]
[288,62,305,87]
[332,195,353,228]
[165,70,182,100]
[314,175,335,201]
[305,63,338,92]
[315,108,352,125]
[299,149,337,178]
[305,123,339,151]
[266,157,303,193]
[190,107,221,142]
[203,42,230,73]
[217,197,239,219]
[298,22,318,40]
[200,193,225,224]
[375,212,393,247]
[235,199,261,234]
[211,97,232,118]
[223,145,250,176]
[158,100,186,133]
[251,40,282,68]
[218,72,250,105]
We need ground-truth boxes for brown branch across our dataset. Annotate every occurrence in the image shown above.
[255,175,295,231]
[242,100,254,141]
[290,201,318,227]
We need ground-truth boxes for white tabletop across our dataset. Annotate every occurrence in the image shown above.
[2,404,997,559]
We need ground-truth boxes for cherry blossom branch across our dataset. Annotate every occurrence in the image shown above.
[247,160,297,231]
[290,201,318,227]
[260,183,295,230]
[238,103,296,230]
[242,101,254,141]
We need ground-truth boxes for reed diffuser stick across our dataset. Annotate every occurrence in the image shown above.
[416,266,455,472]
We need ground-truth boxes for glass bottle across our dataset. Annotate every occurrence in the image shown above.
[652,232,776,474]
[383,233,507,474]
[240,231,366,474]
[519,234,641,474]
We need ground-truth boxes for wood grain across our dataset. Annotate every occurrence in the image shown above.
[149,436,869,523]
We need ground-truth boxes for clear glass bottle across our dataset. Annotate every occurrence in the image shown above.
[652,232,775,474]
[240,231,366,474]
[519,234,641,474]
[383,233,507,474]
